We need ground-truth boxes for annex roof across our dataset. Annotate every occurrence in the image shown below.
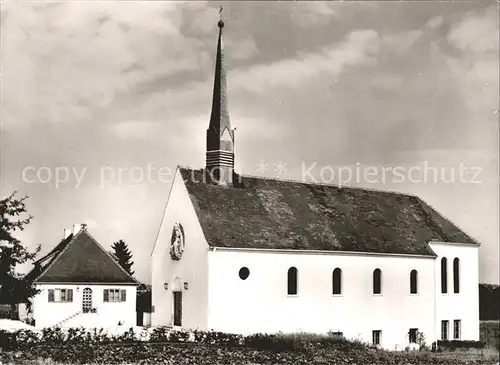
[28,228,138,285]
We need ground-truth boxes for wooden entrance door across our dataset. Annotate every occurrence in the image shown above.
[173,291,182,326]
[82,288,92,313]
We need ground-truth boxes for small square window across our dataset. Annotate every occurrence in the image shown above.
[104,289,126,302]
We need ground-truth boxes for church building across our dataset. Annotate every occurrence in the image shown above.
[150,16,480,350]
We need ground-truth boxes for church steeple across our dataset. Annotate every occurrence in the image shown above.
[206,6,235,185]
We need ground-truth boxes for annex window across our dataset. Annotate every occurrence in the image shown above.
[287,267,298,295]
[410,270,418,294]
[453,320,461,340]
[48,289,73,303]
[103,289,127,302]
[453,258,460,294]
[441,320,449,340]
[409,328,418,343]
[373,269,382,295]
[372,330,382,345]
[332,268,342,295]
[441,258,448,294]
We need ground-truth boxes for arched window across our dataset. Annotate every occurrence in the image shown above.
[441,257,448,293]
[287,267,298,295]
[410,270,418,294]
[453,258,460,293]
[332,268,342,295]
[373,269,382,294]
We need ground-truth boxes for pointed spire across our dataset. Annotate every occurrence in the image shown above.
[206,6,235,185]
[208,5,231,136]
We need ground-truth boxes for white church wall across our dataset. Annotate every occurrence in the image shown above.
[151,168,209,329]
[429,242,480,342]
[33,284,136,328]
[207,248,436,350]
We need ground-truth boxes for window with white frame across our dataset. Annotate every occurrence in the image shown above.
[410,270,418,294]
[453,258,460,294]
[48,289,73,303]
[103,289,127,302]
[373,269,382,295]
[332,268,342,295]
[441,320,449,340]
[441,258,448,294]
[372,330,382,345]
[453,320,461,340]
[287,267,298,295]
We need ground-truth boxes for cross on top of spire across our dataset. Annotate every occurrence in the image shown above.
[218,5,224,28]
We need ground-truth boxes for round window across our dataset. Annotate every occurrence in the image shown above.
[239,267,250,280]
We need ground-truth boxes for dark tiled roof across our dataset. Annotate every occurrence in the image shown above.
[30,229,137,284]
[179,167,478,256]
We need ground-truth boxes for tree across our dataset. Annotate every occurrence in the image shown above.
[0,192,40,311]
[111,239,134,276]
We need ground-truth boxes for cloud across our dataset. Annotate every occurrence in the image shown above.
[445,6,499,115]
[447,5,499,53]
[1,2,210,129]
[226,37,259,60]
[382,29,423,54]
[230,29,379,92]
[289,2,338,27]
[122,27,380,127]
[371,74,404,90]
[426,16,444,30]
[111,121,163,140]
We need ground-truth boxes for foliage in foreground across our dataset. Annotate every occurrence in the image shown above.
[1,341,498,365]
[0,192,40,308]
[0,327,498,365]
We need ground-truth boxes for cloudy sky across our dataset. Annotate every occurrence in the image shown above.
[1,1,498,284]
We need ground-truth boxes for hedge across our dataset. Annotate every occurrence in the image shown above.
[1,328,498,365]
[436,340,487,351]
[0,327,366,352]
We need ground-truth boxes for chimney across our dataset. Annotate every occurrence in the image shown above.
[63,228,71,239]
[72,224,82,235]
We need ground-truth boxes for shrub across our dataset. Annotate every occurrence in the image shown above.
[149,326,169,342]
[436,339,486,351]
[200,330,243,347]
[245,332,296,351]
[16,328,41,345]
[84,328,112,344]
[168,329,190,343]
[416,331,429,351]
[65,327,87,343]
[114,327,136,343]
[41,327,65,345]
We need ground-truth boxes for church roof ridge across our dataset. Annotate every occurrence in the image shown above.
[177,165,417,198]
[237,171,419,197]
